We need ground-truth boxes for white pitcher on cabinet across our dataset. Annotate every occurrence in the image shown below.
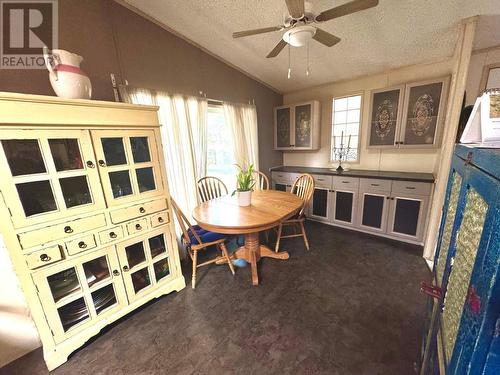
[43,47,92,99]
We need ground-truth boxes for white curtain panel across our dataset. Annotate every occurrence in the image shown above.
[223,102,259,170]
[119,86,207,218]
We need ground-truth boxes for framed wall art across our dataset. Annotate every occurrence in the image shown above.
[400,77,450,147]
[367,86,404,148]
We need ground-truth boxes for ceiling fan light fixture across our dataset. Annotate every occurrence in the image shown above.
[282,25,316,47]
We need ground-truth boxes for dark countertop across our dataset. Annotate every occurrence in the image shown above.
[270,165,435,183]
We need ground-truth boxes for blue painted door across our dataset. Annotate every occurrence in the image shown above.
[421,147,500,374]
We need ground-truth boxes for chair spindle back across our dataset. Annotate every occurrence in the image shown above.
[291,174,315,217]
[170,198,202,246]
[252,170,269,190]
[197,176,228,203]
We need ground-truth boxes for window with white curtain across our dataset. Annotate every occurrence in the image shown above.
[331,94,362,162]
[207,105,236,191]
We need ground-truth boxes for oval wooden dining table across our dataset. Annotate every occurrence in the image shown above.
[192,190,303,286]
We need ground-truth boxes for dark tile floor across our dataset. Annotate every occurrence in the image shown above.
[2,221,430,375]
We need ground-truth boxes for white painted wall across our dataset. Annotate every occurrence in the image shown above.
[283,59,455,173]
[0,235,40,368]
[465,45,500,105]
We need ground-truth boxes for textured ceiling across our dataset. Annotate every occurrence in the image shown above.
[122,0,500,93]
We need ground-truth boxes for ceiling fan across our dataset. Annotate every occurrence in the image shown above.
[232,0,379,58]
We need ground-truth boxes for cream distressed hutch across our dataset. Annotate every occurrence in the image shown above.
[0,92,185,370]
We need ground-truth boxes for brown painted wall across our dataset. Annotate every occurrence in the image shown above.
[0,0,283,173]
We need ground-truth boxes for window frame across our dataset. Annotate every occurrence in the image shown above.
[206,103,236,191]
[330,92,363,164]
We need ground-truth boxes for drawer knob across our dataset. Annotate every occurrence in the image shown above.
[123,265,129,272]
[113,270,120,276]
[109,231,117,239]
[64,226,73,234]
[135,224,142,230]
[98,159,106,167]
[40,253,51,262]
[78,241,87,249]
[139,207,146,213]
[406,186,416,190]
[342,181,349,183]
[86,160,95,168]
[370,183,380,187]
[158,217,164,223]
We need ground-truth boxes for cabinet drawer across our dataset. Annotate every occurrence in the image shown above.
[391,180,432,196]
[65,234,97,256]
[150,211,169,228]
[272,172,292,183]
[98,226,124,245]
[110,198,168,224]
[312,174,332,188]
[126,218,149,236]
[359,178,392,192]
[332,176,359,189]
[25,245,63,270]
[18,214,107,249]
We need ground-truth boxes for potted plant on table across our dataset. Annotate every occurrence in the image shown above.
[232,164,255,206]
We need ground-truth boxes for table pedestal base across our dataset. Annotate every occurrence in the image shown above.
[234,232,289,285]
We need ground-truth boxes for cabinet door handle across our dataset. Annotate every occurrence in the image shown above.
[386,196,390,199]
[370,183,380,187]
[86,160,95,168]
[98,159,106,167]
[78,241,87,249]
[158,217,164,223]
[139,207,146,213]
[123,265,129,272]
[317,178,324,181]
[405,186,416,190]
[64,226,73,234]
[135,224,142,230]
[341,181,349,183]
[109,231,117,239]
[40,253,51,262]
[113,270,120,276]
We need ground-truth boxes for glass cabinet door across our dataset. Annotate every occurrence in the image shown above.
[0,130,105,228]
[32,247,127,343]
[294,104,312,148]
[358,191,389,233]
[332,189,358,227]
[91,130,164,206]
[116,230,173,303]
[275,107,291,148]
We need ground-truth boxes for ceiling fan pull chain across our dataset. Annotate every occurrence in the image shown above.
[287,42,292,79]
[306,38,310,76]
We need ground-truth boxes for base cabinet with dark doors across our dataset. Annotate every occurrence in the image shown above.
[0,93,186,371]
[272,170,433,245]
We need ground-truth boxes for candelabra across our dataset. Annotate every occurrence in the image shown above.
[332,133,351,173]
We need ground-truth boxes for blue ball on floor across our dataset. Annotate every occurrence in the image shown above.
[232,258,248,268]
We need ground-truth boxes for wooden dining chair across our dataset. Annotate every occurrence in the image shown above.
[170,199,234,289]
[252,170,269,190]
[197,176,228,203]
[274,173,315,252]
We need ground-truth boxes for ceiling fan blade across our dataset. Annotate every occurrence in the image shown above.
[285,0,305,19]
[313,28,341,47]
[316,0,378,22]
[267,39,288,58]
[233,26,283,38]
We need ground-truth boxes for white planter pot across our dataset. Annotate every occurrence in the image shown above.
[237,191,252,206]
